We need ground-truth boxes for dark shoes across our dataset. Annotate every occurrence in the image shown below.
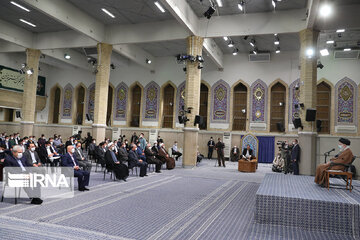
[79,187,90,191]
[155,171,161,173]
[31,198,43,205]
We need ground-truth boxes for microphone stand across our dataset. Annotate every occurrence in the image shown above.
[324,152,329,164]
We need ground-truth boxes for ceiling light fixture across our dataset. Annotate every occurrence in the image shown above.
[253,48,258,54]
[343,48,351,51]
[223,36,228,41]
[146,58,152,64]
[320,49,329,56]
[216,0,223,7]
[232,48,239,55]
[249,38,255,47]
[274,37,280,45]
[154,1,166,13]
[19,19,36,27]
[319,4,332,17]
[326,40,334,44]
[272,0,277,9]
[275,47,280,54]
[228,40,234,47]
[101,8,115,18]
[64,54,71,60]
[305,48,314,58]
[317,61,324,69]
[238,1,244,11]
[26,68,34,75]
[336,29,345,33]
[10,1,30,12]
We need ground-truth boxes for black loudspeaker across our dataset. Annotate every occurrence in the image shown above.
[194,115,203,126]
[316,120,322,132]
[86,113,91,121]
[16,111,21,118]
[293,118,303,129]
[178,116,184,124]
[276,122,285,132]
[306,109,316,121]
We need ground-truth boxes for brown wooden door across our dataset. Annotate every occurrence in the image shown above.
[130,85,141,127]
[106,86,113,126]
[52,87,61,123]
[316,82,331,134]
[232,83,247,131]
[270,83,286,132]
[162,85,175,128]
[199,84,208,130]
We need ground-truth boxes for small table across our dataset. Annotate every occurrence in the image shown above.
[325,170,353,192]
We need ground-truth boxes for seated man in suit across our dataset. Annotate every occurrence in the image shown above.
[46,141,60,166]
[144,143,162,173]
[24,143,42,167]
[172,141,182,161]
[74,142,92,172]
[95,142,106,168]
[128,144,148,177]
[152,141,159,155]
[4,145,43,204]
[118,141,129,163]
[315,138,354,187]
[104,142,128,181]
[230,145,240,162]
[241,144,254,161]
[62,145,90,191]
[136,142,146,161]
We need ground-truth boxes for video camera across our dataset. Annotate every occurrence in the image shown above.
[276,141,293,151]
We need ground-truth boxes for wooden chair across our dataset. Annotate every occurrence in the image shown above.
[238,133,259,173]
[326,156,356,192]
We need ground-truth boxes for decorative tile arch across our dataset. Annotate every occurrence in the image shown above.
[176,81,186,123]
[113,82,128,121]
[86,83,95,117]
[250,79,268,123]
[288,79,300,123]
[142,81,160,121]
[335,77,357,126]
[211,79,230,123]
[61,83,73,119]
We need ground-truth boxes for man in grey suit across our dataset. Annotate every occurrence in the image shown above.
[118,142,129,163]
[74,142,92,172]
[23,143,42,167]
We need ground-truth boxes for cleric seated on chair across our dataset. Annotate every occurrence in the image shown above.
[241,144,255,160]
[314,138,353,187]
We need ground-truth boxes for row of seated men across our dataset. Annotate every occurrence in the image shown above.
[229,145,255,162]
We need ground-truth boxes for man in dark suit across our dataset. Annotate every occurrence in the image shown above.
[136,142,146,161]
[152,141,159,154]
[61,145,90,191]
[131,132,138,144]
[230,145,240,162]
[38,134,46,148]
[74,142,92,172]
[144,143,162,173]
[4,145,43,204]
[241,144,254,160]
[118,142,129,163]
[8,135,16,149]
[207,137,215,159]
[215,138,225,167]
[24,143,42,167]
[104,142,128,181]
[291,139,300,175]
[65,136,75,148]
[95,142,106,167]
[128,144,148,177]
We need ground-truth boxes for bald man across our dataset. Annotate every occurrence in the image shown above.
[61,145,90,191]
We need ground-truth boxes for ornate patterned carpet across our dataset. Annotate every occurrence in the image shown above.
[0,160,359,240]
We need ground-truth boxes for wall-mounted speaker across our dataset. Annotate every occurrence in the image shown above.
[293,118,303,129]
[15,111,21,119]
[276,122,285,132]
[194,115,204,126]
[306,109,316,122]
[86,113,91,121]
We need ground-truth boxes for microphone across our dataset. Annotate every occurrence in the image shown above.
[324,148,335,155]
